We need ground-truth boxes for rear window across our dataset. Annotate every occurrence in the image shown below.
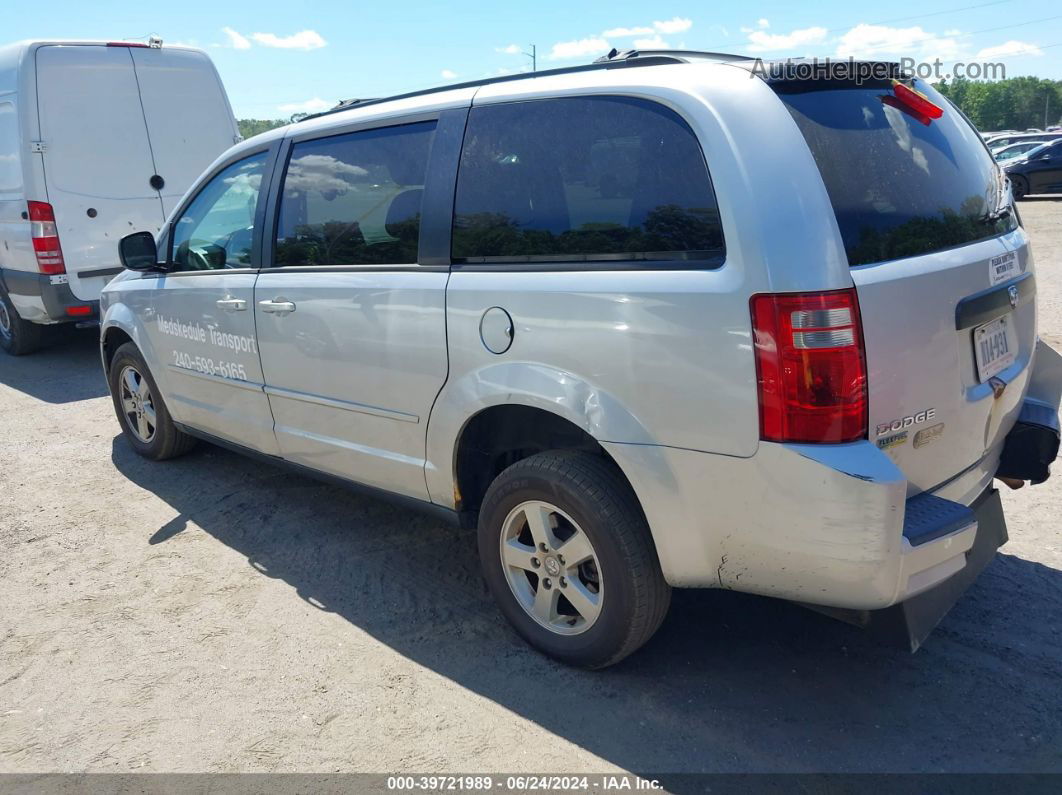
[452,96,723,264]
[775,79,1016,267]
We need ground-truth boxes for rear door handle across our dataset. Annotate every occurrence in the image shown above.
[216,297,247,312]
[259,299,296,314]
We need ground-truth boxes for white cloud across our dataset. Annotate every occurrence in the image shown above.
[757,19,770,29]
[976,40,1043,59]
[654,17,692,35]
[495,44,522,54]
[278,97,332,113]
[603,25,654,37]
[222,27,250,50]
[440,69,458,79]
[634,35,670,50]
[835,24,962,61]
[251,30,327,50]
[549,37,610,60]
[746,26,828,53]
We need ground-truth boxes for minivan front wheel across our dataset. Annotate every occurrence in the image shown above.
[0,286,43,356]
[108,342,196,460]
[478,451,670,668]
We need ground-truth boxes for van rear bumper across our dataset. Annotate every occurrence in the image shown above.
[0,268,98,324]
[604,438,996,610]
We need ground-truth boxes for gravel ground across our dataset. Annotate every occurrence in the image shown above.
[1,200,1061,775]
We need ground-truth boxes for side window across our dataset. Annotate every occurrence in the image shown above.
[452,96,723,263]
[171,152,268,271]
[274,121,436,267]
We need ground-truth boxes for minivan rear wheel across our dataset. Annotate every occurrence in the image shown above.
[1010,174,1030,201]
[108,342,196,460]
[0,286,43,356]
[478,451,670,668]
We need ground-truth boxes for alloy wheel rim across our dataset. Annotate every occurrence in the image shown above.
[499,500,603,636]
[119,365,157,443]
[0,301,11,340]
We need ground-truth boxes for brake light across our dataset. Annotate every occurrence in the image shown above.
[106,42,150,48]
[28,201,66,275]
[890,80,943,121]
[750,289,868,444]
[65,306,92,317]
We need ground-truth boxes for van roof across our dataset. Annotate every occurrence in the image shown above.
[231,49,752,152]
[0,40,208,83]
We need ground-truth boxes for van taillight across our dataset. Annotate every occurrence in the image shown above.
[27,201,66,275]
[750,289,868,444]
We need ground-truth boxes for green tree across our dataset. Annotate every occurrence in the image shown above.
[937,76,1062,131]
[237,118,289,140]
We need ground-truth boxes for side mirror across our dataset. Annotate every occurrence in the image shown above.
[119,231,162,271]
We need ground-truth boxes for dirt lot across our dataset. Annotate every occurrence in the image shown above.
[2,200,1061,775]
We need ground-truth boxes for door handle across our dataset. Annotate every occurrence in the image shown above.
[259,299,296,314]
[216,297,247,312]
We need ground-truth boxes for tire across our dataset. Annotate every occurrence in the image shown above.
[0,285,44,356]
[1011,175,1030,201]
[108,341,196,460]
[478,451,671,668]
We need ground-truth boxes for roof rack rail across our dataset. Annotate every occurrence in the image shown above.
[297,53,687,123]
[594,48,752,64]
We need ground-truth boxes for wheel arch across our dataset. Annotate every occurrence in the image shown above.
[425,362,658,510]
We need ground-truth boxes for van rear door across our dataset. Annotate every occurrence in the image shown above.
[129,47,239,217]
[773,73,1034,497]
[35,44,165,303]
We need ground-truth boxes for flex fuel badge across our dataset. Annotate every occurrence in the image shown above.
[877,431,908,450]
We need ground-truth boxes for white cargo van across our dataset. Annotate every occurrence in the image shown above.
[0,40,241,354]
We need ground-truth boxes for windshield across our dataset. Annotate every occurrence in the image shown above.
[775,78,1017,267]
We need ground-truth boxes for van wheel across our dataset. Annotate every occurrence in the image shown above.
[478,451,670,668]
[108,342,196,460]
[0,287,43,356]
[1010,175,1030,201]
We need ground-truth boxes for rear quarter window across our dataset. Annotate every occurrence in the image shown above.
[452,96,724,264]
[775,79,1016,267]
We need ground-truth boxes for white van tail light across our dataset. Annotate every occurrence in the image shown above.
[28,201,66,275]
[750,289,868,444]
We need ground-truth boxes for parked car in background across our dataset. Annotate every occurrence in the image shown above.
[1005,139,1062,198]
[986,131,1062,153]
[994,141,1046,162]
[0,39,240,355]
[101,53,1061,668]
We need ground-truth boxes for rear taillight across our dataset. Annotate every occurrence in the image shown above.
[27,201,66,275]
[750,289,868,444]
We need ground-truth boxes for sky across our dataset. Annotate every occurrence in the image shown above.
[7,0,1062,118]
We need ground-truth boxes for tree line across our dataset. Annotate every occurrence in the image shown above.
[936,76,1061,132]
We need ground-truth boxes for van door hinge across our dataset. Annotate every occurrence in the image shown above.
[30,141,46,153]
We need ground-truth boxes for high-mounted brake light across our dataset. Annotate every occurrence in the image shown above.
[106,41,151,48]
[750,289,868,444]
[27,201,66,275]
[889,80,943,122]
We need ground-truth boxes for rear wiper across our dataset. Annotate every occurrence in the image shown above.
[980,206,1012,224]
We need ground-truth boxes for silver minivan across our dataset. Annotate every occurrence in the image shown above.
[101,52,1062,668]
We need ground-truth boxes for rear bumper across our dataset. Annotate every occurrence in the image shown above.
[0,268,99,324]
[605,438,989,609]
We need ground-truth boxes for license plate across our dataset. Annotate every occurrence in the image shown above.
[974,315,1017,382]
